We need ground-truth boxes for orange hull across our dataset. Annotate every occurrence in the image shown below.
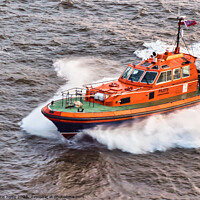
[41,17,199,138]
[42,94,200,135]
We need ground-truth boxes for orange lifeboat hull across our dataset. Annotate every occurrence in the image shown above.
[42,94,200,138]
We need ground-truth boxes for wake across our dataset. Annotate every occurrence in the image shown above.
[21,42,200,154]
[20,57,121,138]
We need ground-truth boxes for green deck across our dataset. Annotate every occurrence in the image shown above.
[49,91,200,113]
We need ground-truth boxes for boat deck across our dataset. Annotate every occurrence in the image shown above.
[49,91,200,113]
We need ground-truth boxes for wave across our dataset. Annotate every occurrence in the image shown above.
[87,106,200,154]
[87,41,200,153]
[20,57,120,139]
[21,42,200,154]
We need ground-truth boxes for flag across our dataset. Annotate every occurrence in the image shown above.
[180,20,197,27]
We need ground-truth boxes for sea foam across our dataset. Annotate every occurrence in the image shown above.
[87,41,200,153]
[20,57,120,138]
[21,42,200,154]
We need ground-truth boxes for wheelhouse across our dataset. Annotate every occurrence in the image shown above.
[84,50,198,107]
[118,52,197,89]
[42,17,200,137]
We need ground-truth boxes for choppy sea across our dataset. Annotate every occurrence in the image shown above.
[1,0,200,199]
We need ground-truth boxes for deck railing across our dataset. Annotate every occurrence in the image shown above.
[61,87,109,109]
[61,79,118,109]
[60,85,144,110]
[83,78,118,88]
[61,88,87,108]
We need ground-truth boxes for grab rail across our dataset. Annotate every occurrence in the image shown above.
[83,78,118,88]
[61,87,98,108]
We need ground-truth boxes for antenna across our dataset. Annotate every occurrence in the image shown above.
[174,16,185,54]
[175,0,183,54]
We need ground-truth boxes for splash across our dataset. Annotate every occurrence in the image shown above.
[21,42,200,154]
[20,57,120,138]
[134,40,174,60]
[86,41,200,154]
[87,106,200,154]
[20,104,58,138]
[134,40,200,62]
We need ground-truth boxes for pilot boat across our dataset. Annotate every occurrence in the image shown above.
[42,17,200,138]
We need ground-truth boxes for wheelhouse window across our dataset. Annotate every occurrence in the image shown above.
[141,71,158,84]
[173,68,181,80]
[121,66,133,79]
[161,65,169,69]
[182,57,191,64]
[182,65,190,78]
[128,69,144,82]
[141,62,152,67]
[156,70,171,84]
[151,65,159,70]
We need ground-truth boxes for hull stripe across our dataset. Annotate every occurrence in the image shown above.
[42,98,200,123]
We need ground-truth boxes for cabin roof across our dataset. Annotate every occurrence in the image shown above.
[134,52,196,72]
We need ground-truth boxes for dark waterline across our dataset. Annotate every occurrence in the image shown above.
[1,0,200,199]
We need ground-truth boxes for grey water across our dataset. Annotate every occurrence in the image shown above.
[1,0,200,199]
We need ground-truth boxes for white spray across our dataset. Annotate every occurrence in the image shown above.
[87,106,200,154]
[20,57,121,138]
[87,41,200,153]
[21,41,200,154]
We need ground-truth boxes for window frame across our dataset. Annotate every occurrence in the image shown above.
[121,66,133,79]
[156,70,172,85]
[151,65,159,70]
[140,62,152,67]
[173,68,181,81]
[128,69,145,82]
[161,65,170,69]
[182,65,190,78]
[140,71,158,84]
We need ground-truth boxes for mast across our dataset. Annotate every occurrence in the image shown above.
[174,16,185,54]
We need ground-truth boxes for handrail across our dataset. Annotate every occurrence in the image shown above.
[112,87,143,96]
[61,87,86,94]
[83,78,118,88]
[61,86,145,98]
[59,85,146,109]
